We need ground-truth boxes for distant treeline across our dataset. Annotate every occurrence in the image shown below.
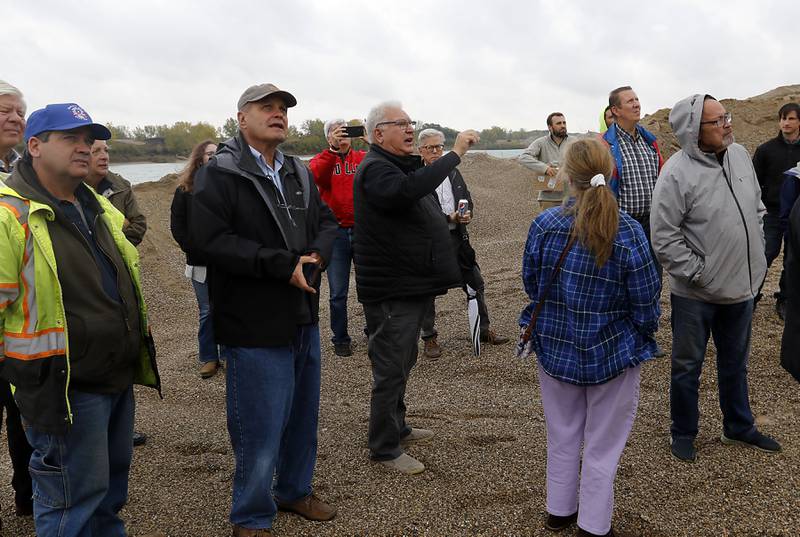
[104,118,550,161]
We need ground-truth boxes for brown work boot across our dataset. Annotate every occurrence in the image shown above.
[423,337,442,359]
[480,330,509,345]
[199,360,219,379]
[232,525,273,536]
[276,492,337,521]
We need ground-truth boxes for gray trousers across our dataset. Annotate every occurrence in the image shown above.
[421,232,490,340]
[364,296,429,460]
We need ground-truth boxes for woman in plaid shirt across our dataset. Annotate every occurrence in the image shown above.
[518,138,661,537]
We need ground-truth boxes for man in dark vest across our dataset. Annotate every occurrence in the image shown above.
[353,100,478,474]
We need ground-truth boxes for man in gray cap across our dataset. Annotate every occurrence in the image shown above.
[191,84,339,536]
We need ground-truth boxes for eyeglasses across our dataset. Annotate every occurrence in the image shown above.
[376,119,417,130]
[420,144,444,153]
[700,112,732,128]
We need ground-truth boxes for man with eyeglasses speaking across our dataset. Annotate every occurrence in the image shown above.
[353,101,479,474]
[417,128,509,359]
[650,95,780,463]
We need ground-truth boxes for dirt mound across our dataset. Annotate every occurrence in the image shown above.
[641,84,800,159]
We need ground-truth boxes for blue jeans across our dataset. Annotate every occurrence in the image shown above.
[670,294,755,441]
[326,227,352,345]
[191,278,219,363]
[763,212,788,300]
[24,387,135,537]
[224,324,321,529]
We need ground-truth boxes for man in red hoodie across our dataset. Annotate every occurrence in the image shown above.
[309,119,366,356]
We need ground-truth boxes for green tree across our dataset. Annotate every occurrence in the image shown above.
[418,122,459,146]
[221,117,238,138]
[132,124,166,140]
[301,119,325,138]
[163,121,219,155]
[105,122,132,140]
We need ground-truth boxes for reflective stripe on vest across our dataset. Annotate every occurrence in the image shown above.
[0,195,66,360]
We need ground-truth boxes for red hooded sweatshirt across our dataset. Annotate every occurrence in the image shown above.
[309,148,365,228]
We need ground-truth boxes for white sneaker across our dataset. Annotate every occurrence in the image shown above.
[378,453,425,474]
[401,428,434,446]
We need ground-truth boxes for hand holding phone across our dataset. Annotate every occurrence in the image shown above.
[343,125,366,138]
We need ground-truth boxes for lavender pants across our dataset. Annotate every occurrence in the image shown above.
[538,363,641,536]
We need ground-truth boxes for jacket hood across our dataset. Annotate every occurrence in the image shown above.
[103,171,132,192]
[669,94,712,162]
[216,134,243,160]
[5,158,58,207]
[599,108,610,133]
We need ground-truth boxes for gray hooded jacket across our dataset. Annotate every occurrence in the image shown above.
[650,94,766,304]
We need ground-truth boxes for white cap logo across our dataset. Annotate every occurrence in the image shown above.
[68,104,89,121]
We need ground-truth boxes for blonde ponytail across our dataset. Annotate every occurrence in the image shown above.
[561,139,618,267]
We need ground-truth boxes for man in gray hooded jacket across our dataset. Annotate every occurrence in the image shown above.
[651,94,781,462]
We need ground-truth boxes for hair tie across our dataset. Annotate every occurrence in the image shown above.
[590,174,606,188]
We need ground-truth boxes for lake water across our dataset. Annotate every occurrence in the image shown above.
[115,148,527,185]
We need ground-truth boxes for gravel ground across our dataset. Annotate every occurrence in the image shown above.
[0,153,797,537]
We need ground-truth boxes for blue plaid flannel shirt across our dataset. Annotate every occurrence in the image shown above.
[519,206,661,385]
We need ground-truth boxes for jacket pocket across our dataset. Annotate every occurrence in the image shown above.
[2,359,47,387]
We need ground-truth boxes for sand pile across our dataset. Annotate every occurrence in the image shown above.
[641,84,800,159]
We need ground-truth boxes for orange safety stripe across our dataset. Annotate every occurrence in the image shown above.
[5,327,65,338]
[4,349,66,361]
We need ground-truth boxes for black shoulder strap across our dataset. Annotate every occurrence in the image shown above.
[521,233,577,345]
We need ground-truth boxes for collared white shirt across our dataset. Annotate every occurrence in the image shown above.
[435,175,457,230]
[249,145,285,198]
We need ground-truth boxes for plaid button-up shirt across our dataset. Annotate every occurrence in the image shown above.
[0,149,21,174]
[616,127,660,217]
[519,206,661,385]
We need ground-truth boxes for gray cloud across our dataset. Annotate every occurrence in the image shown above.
[5,0,796,133]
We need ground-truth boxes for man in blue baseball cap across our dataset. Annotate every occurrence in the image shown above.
[0,102,162,537]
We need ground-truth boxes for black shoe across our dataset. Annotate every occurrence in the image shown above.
[333,342,353,357]
[577,528,614,537]
[545,511,577,531]
[133,431,148,447]
[15,499,33,517]
[670,437,696,462]
[775,298,786,321]
[653,345,667,358]
[721,430,781,453]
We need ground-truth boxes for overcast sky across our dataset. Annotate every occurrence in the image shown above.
[5,0,797,134]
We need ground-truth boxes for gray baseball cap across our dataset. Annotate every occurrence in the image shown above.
[237,83,297,111]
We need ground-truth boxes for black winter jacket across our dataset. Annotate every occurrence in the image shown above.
[170,186,208,266]
[191,134,338,347]
[781,198,800,382]
[353,145,461,304]
[753,133,800,213]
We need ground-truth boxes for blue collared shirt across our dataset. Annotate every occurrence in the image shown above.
[249,145,285,198]
[519,205,661,385]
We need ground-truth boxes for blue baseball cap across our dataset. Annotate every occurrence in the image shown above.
[24,103,112,142]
